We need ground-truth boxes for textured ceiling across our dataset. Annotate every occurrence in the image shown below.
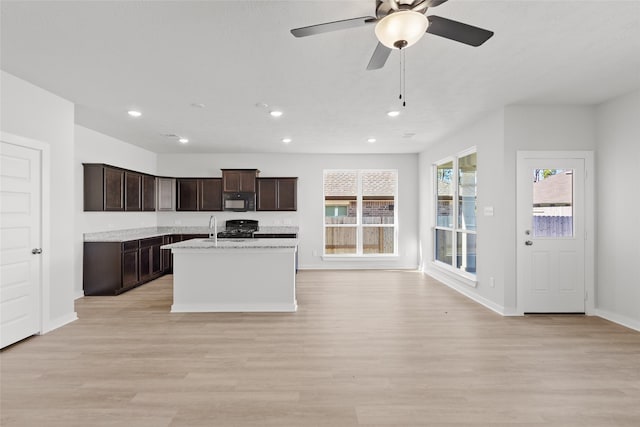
[2,0,639,154]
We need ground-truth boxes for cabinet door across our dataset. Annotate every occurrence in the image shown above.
[161,235,173,273]
[157,178,175,211]
[239,171,257,192]
[142,175,156,211]
[257,178,277,211]
[222,171,240,192]
[122,251,139,288]
[125,171,142,211]
[199,178,222,211]
[104,167,124,211]
[139,246,151,282]
[176,179,198,211]
[151,244,162,276]
[277,178,297,211]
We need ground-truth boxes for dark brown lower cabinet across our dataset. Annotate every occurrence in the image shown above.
[84,237,162,296]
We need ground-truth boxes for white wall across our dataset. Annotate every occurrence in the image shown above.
[1,70,77,330]
[594,90,640,330]
[157,153,420,270]
[503,105,597,312]
[419,105,598,315]
[74,125,158,297]
[419,109,507,313]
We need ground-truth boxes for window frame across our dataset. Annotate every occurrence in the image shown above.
[323,169,398,258]
[433,147,477,281]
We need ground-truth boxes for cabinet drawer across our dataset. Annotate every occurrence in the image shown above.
[139,236,163,248]
[122,240,139,252]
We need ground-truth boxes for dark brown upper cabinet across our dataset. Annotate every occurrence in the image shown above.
[257,178,298,211]
[84,164,124,211]
[222,169,259,193]
[84,164,156,212]
[176,178,222,211]
[125,171,142,211]
[142,175,156,211]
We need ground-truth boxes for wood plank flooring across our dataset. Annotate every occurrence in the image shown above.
[1,270,639,426]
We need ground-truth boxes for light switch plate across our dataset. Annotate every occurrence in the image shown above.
[483,206,494,216]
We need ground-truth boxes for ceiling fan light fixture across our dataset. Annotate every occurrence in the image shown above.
[374,10,429,49]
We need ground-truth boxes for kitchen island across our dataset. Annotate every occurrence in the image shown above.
[161,238,298,313]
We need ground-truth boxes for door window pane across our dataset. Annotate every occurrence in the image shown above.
[456,232,477,273]
[363,227,394,254]
[325,227,356,254]
[458,152,477,231]
[532,169,573,237]
[437,161,454,228]
[435,229,453,265]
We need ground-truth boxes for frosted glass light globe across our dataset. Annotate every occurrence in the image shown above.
[375,10,429,49]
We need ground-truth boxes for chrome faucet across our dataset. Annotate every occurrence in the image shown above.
[208,215,217,244]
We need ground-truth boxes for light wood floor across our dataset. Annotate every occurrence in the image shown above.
[1,270,639,426]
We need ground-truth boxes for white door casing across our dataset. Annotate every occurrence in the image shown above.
[516,151,594,314]
[0,140,42,348]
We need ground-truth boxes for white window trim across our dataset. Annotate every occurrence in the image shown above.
[432,147,477,282]
[323,169,398,257]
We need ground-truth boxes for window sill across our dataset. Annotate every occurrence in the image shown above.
[431,261,477,288]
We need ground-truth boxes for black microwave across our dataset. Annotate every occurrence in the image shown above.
[223,192,255,212]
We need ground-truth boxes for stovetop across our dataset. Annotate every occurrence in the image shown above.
[217,219,259,239]
[217,229,255,239]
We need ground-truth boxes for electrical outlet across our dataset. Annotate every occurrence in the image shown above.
[489,277,495,288]
[312,250,318,257]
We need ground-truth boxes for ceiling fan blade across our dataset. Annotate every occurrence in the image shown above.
[291,16,376,38]
[426,15,494,46]
[367,42,392,70]
[422,0,449,8]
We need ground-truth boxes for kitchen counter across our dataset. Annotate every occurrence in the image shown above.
[162,237,298,250]
[164,237,298,313]
[84,226,299,242]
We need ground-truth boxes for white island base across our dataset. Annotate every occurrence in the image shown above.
[166,240,297,312]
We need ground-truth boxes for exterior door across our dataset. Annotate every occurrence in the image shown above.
[517,153,586,313]
[1,141,42,348]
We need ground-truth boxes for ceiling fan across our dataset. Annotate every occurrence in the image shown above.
[291,0,494,70]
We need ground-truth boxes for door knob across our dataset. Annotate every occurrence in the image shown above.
[524,241,533,246]
[31,248,42,254]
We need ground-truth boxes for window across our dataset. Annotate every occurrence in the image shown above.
[434,149,476,276]
[324,170,397,256]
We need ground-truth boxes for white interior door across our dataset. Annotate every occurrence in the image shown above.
[1,141,42,348]
[517,154,586,313]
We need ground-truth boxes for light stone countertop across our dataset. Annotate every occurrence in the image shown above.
[162,238,298,250]
[84,226,299,242]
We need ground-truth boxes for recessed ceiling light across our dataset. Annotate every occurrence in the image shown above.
[387,111,400,117]
[270,110,283,117]
[367,138,376,143]
[282,138,292,144]
[178,138,189,144]
[128,110,142,117]
[190,103,206,109]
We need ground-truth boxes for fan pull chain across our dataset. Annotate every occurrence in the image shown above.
[398,48,406,108]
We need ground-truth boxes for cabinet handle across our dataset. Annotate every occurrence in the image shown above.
[31,248,43,254]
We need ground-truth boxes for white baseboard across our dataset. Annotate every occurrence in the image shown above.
[595,308,640,332]
[299,264,419,270]
[74,290,84,300]
[42,312,78,334]
[171,302,298,313]
[424,268,508,316]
